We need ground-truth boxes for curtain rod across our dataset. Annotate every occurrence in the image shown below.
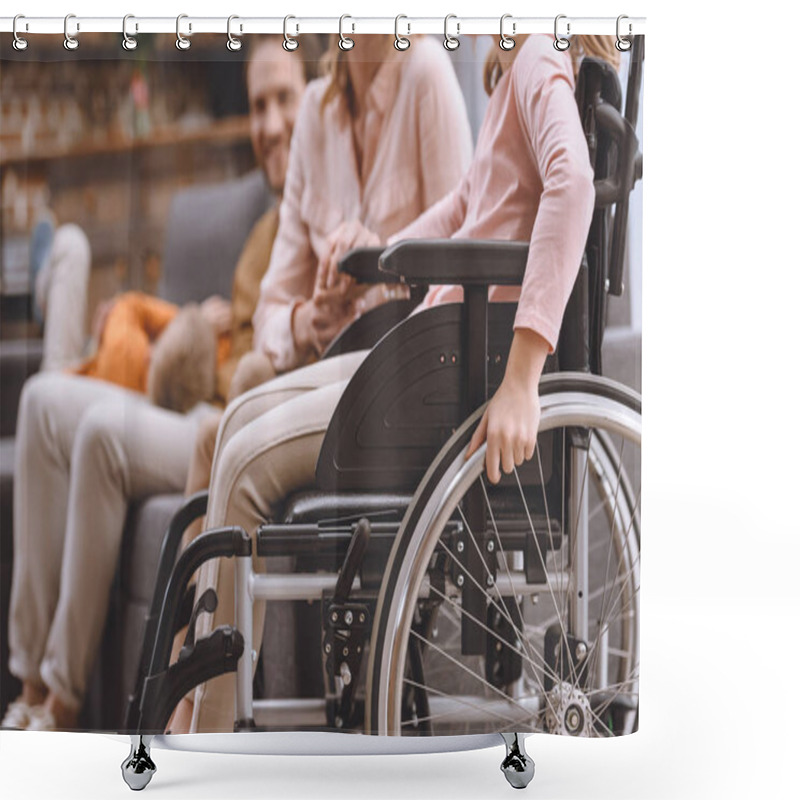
[0,15,646,37]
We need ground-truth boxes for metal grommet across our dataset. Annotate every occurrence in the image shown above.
[394,14,410,51]
[227,15,242,52]
[64,13,79,51]
[499,13,515,51]
[12,15,28,51]
[122,14,137,51]
[616,15,632,52]
[283,15,298,52]
[339,14,354,51]
[176,13,191,51]
[443,14,460,51]
[553,14,570,52]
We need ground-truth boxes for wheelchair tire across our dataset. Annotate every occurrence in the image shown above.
[366,372,641,737]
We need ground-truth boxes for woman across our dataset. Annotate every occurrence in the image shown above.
[2,34,471,733]
[182,33,616,733]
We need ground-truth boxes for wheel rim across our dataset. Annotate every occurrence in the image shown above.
[371,384,641,736]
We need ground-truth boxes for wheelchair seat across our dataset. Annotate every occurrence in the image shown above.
[279,491,412,526]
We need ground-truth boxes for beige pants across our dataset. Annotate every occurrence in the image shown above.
[8,371,216,709]
[189,349,368,732]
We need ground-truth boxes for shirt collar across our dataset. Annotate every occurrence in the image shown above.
[363,45,404,117]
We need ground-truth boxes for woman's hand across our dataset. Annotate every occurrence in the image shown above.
[317,220,380,292]
[296,290,356,356]
[293,220,381,357]
[464,328,550,484]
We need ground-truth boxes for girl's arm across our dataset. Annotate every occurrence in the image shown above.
[465,328,548,483]
[468,39,595,482]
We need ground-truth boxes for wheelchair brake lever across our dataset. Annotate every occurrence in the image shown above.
[333,518,371,604]
[179,587,218,660]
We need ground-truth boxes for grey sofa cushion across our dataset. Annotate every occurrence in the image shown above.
[0,339,43,438]
[159,169,271,305]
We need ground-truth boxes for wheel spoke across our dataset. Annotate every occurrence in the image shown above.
[434,536,560,702]
[369,378,641,738]
[426,580,564,697]
[401,678,537,730]
[408,629,540,723]
[513,467,580,686]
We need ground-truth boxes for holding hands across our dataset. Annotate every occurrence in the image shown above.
[293,220,380,357]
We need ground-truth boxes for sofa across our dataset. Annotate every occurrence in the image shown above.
[0,169,271,727]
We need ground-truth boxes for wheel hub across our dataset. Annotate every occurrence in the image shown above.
[545,682,593,736]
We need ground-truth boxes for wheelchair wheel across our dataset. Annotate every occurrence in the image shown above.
[367,372,641,737]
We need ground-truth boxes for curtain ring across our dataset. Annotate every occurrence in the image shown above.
[64,13,79,51]
[283,15,298,52]
[176,14,191,51]
[553,14,570,52]
[227,15,242,52]
[122,15,137,51]
[499,14,515,51]
[12,15,28,51]
[394,14,410,51]
[616,15,632,52]
[339,15,355,51]
[443,14,460,51]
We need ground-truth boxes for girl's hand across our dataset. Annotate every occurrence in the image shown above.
[464,328,550,484]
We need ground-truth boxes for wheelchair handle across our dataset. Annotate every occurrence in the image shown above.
[338,246,404,284]
[146,526,251,685]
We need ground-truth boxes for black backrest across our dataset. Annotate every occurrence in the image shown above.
[570,41,644,372]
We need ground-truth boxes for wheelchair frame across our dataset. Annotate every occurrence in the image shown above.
[122,37,644,791]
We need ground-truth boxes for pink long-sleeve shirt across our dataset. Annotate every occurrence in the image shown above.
[392,35,596,352]
[253,37,473,372]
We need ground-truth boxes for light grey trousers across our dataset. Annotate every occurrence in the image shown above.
[37,224,91,372]
[8,371,216,708]
[189,349,368,732]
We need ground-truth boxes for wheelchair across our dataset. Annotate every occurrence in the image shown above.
[122,39,643,790]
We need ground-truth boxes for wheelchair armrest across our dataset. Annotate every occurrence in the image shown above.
[338,246,403,284]
[379,239,529,287]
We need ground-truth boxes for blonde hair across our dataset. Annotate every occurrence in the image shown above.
[483,35,620,95]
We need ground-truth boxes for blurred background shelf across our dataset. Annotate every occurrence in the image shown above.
[0,115,250,167]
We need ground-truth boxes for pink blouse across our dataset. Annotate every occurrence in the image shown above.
[253,37,473,372]
[393,35,596,352]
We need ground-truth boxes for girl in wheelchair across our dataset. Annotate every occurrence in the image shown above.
[176,32,621,733]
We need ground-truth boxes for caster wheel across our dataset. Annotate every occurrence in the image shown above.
[500,733,535,790]
[121,736,156,791]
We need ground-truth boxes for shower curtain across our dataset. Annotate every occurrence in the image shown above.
[0,25,643,745]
